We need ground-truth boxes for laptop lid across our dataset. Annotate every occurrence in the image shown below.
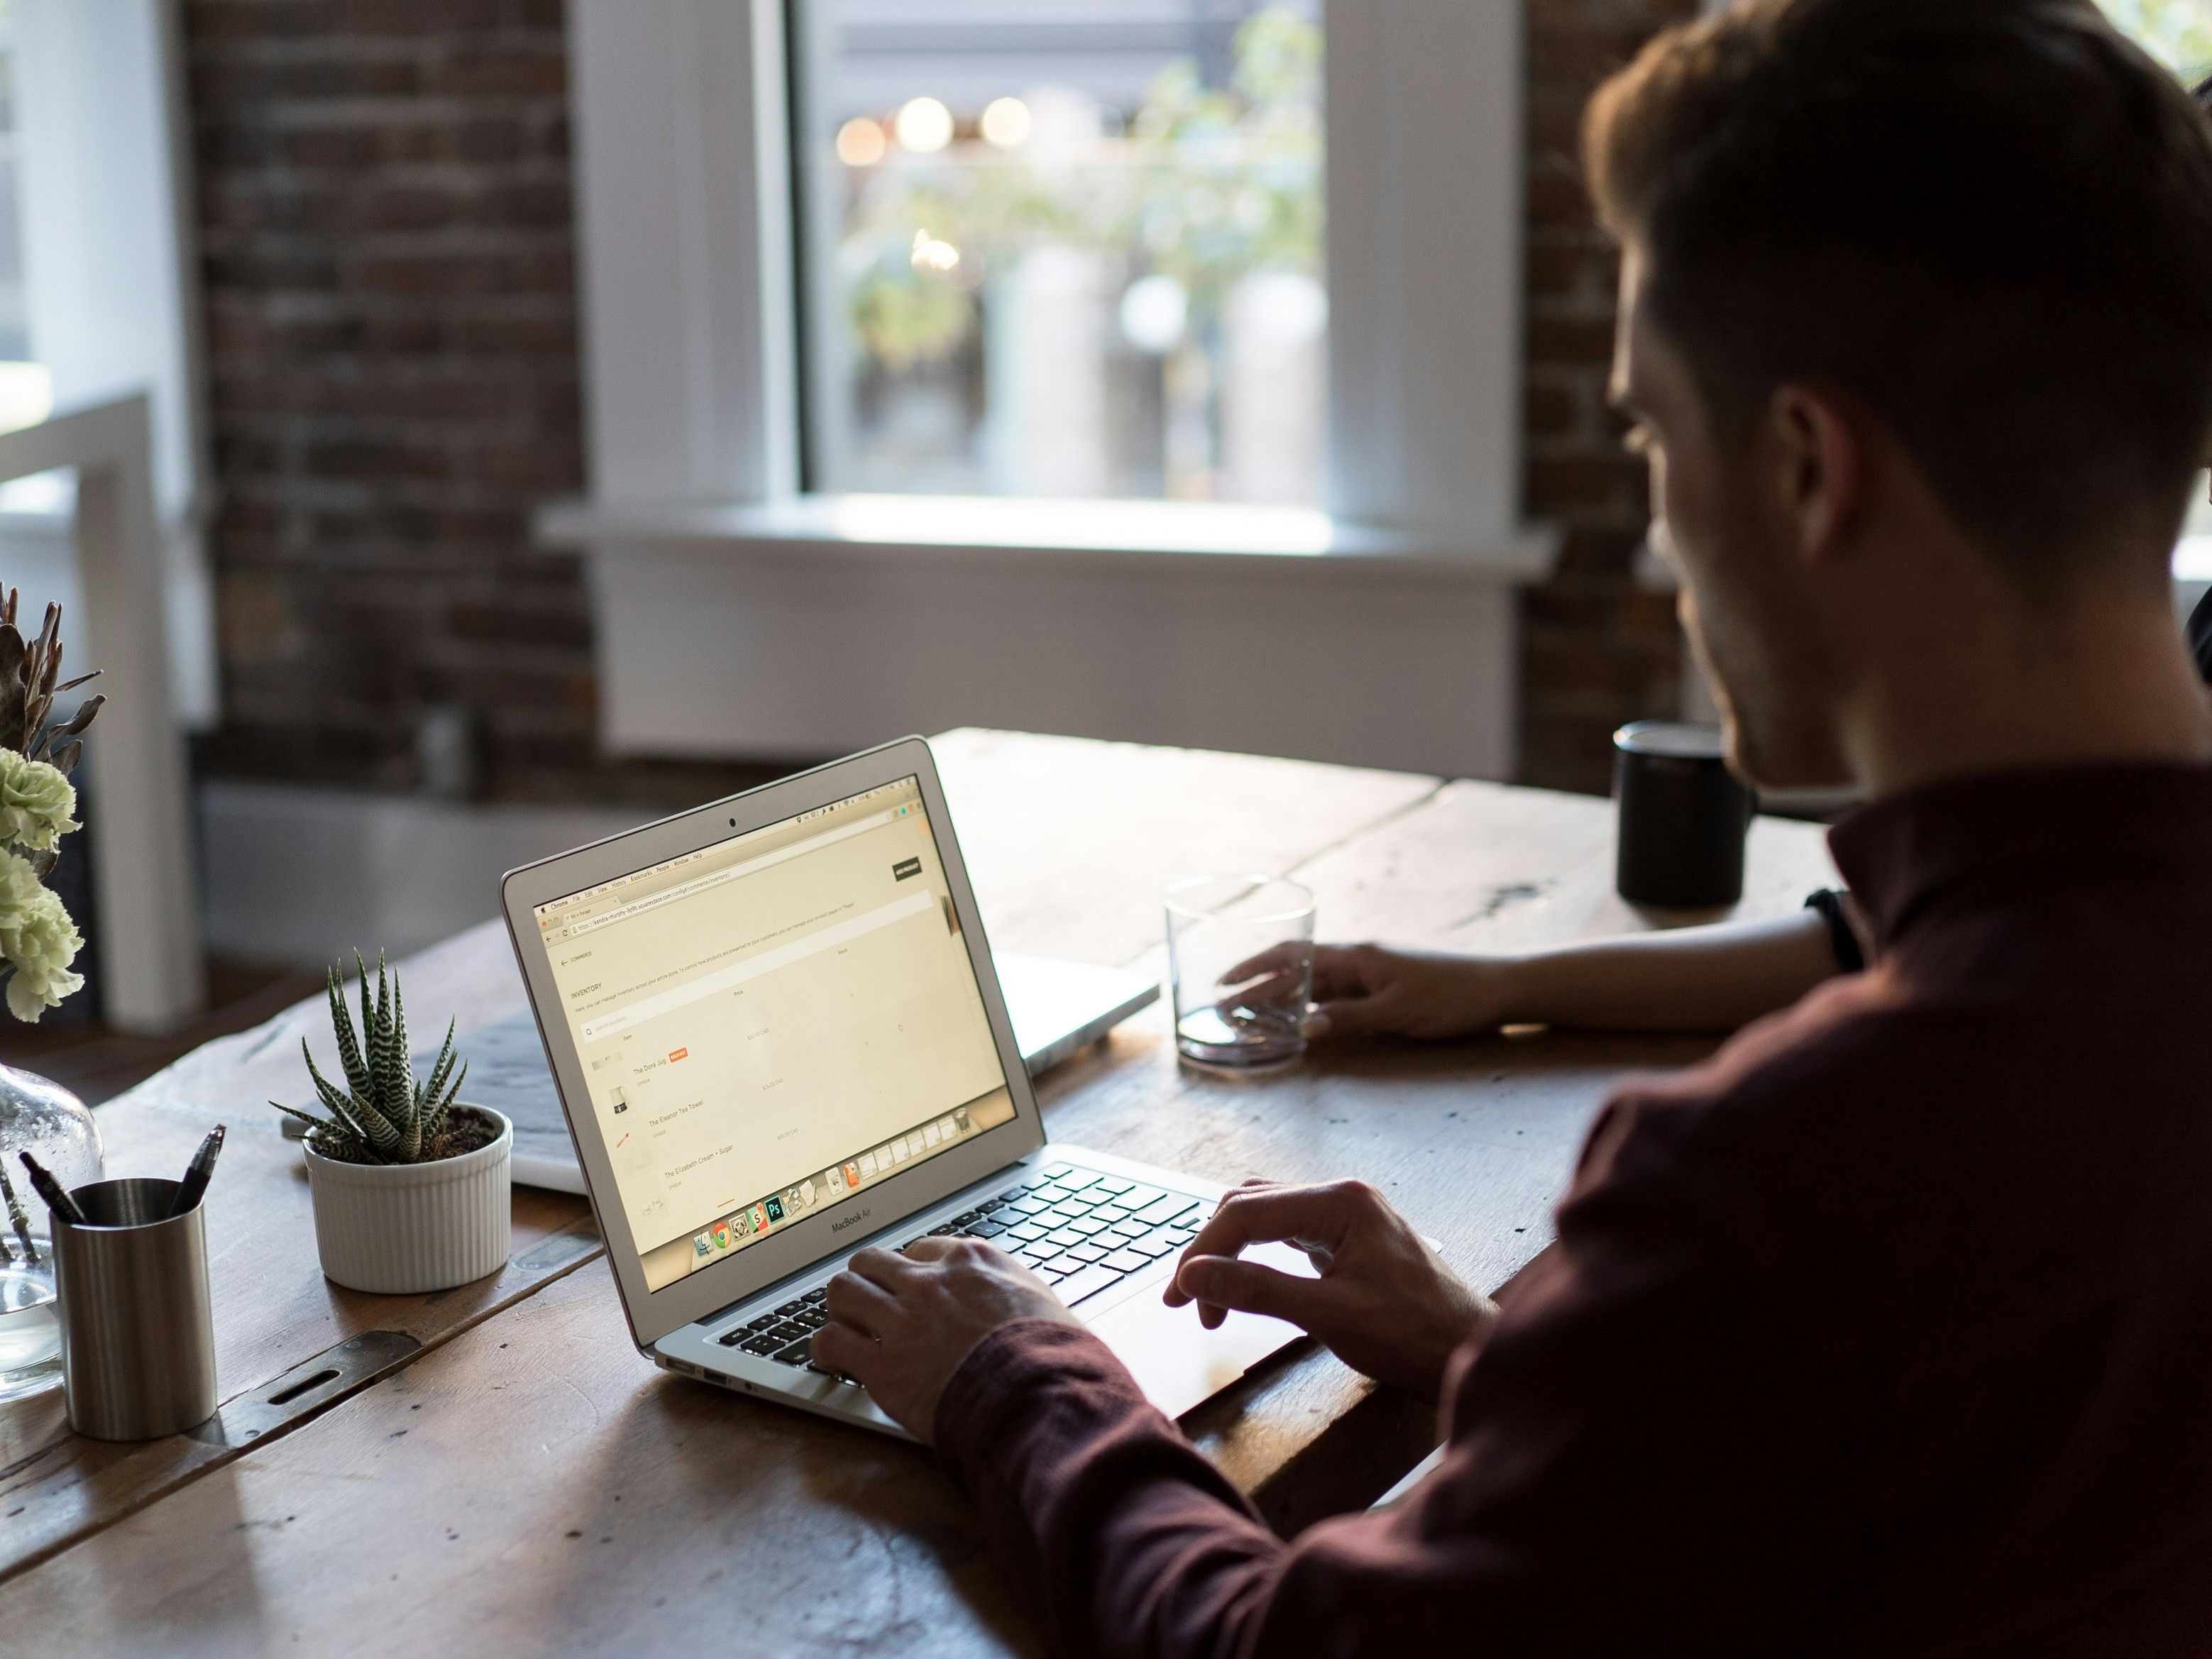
[501,737,1047,1350]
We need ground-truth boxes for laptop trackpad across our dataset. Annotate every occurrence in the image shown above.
[1086,1242,1314,1421]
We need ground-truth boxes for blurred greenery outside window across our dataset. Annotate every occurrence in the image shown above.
[2103,0,2212,80]
[803,6,1326,507]
[2102,1,2212,534]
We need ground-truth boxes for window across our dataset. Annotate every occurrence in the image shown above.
[2099,4,2212,539]
[791,1,1326,506]
[2102,0,2212,80]
[561,0,1536,777]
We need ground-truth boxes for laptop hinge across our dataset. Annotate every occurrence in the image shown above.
[690,1152,1045,1331]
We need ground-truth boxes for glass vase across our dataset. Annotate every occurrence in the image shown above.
[0,1062,103,1401]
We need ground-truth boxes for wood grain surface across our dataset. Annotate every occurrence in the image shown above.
[930,727,1441,966]
[1,1262,1040,1659]
[0,731,1837,1655]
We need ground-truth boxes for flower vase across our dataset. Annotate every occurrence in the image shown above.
[0,1062,101,1399]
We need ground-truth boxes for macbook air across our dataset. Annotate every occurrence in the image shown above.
[500,736,1309,1438]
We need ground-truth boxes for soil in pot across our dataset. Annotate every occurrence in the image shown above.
[302,1103,503,1167]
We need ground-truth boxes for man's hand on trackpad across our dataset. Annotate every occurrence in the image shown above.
[1165,1179,1497,1403]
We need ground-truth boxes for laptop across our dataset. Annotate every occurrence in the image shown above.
[500,736,1310,1438]
[287,954,1158,1193]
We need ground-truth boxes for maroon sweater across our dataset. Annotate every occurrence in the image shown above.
[935,764,2212,1658]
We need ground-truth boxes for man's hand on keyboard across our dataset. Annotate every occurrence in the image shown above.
[814,1238,1079,1443]
[1165,1179,1497,1402]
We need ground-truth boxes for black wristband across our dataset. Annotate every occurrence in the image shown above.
[1803,888,1866,974]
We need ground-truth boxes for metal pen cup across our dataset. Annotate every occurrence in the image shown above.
[52,1177,217,1441]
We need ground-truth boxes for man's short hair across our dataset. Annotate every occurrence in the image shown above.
[1586,0,2212,590]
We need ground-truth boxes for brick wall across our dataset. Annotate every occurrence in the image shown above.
[1518,0,1698,794]
[186,0,759,808]
[185,1,1687,803]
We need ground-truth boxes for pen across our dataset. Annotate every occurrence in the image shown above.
[18,1152,87,1228]
[168,1125,226,1219]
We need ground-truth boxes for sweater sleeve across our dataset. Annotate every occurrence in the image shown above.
[932,1319,1288,1659]
[931,1101,1822,1659]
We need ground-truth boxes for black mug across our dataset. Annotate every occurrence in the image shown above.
[1612,722,1754,909]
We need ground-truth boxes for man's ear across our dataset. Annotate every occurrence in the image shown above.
[1767,384,1864,566]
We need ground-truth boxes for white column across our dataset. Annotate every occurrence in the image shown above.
[1221,271,1328,506]
[0,396,204,1033]
[986,246,1111,499]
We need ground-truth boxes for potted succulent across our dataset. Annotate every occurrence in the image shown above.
[272,954,511,1294]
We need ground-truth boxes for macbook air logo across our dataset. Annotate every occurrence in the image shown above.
[830,1207,872,1234]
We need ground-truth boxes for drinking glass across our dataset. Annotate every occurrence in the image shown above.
[1165,875,1316,1071]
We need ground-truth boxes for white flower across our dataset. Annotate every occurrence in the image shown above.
[0,850,84,1022]
[0,749,78,853]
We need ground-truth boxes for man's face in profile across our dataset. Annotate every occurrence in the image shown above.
[1611,248,1850,792]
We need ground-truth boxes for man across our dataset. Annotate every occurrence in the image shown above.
[814,3,2212,1652]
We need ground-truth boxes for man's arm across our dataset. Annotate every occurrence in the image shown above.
[1297,908,1845,1042]
[815,1179,1497,1426]
[818,1106,1825,1659]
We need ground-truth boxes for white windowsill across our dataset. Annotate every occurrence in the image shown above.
[2177,533,2212,582]
[535,493,1561,584]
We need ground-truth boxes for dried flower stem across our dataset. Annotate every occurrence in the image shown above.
[0,1157,36,1265]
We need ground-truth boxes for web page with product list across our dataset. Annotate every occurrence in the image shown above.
[533,778,1016,1291]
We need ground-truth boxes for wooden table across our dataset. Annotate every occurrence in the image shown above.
[0,730,1836,1658]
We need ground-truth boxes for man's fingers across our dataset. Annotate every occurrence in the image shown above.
[811,1320,876,1382]
[847,1244,923,1289]
[1307,946,1381,1003]
[901,1235,961,1262]
[1164,1182,1358,1306]
[1215,968,1304,1015]
[1223,941,1309,986]
[824,1267,901,1338]
[1172,1254,1329,1326]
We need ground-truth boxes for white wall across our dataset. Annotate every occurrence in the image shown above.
[586,543,1520,778]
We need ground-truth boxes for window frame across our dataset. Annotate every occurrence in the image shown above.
[563,0,1546,565]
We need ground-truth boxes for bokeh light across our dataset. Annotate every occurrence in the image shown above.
[835,117,887,167]
[894,97,955,154]
[910,228,961,273]
[1118,275,1189,354]
[979,97,1033,148]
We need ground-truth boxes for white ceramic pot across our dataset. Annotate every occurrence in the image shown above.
[302,1108,512,1294]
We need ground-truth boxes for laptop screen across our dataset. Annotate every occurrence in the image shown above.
[530,775,1016,1292]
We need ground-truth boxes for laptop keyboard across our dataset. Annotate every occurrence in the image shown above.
[714,1164,1209,1373]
